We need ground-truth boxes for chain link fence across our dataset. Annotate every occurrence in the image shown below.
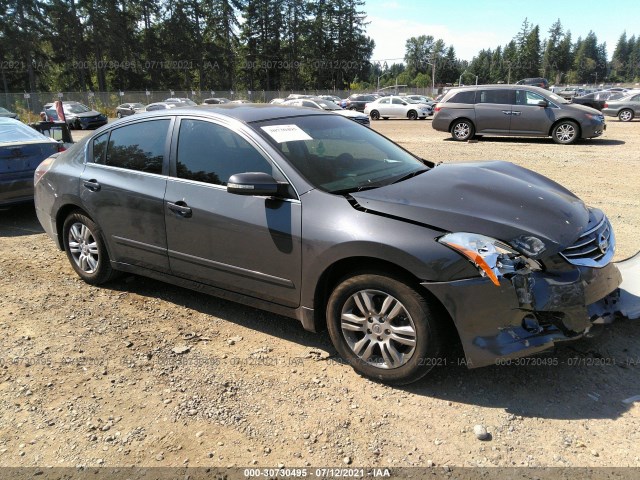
[1,87,439,120]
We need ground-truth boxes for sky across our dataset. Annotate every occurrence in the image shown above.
[364,0,640,64]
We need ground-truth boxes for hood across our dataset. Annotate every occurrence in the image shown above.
[350,161,590,257]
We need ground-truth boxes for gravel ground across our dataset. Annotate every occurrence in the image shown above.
[0,118,639,470]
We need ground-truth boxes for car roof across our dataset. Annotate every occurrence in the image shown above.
[449,84,549,93]
[118,104,330,124]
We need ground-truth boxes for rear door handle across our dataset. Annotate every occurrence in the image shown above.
[83,179,101,191]
[512,111,522,116]
[167,201,193,218]
[501,110,512,115]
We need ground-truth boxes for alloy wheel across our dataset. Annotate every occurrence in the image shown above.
[340,289,417,369]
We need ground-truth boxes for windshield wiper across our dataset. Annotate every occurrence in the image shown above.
[331,184,383,195]
[391,168,429,184]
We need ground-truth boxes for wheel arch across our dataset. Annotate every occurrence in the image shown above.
[311,256,454,335]
[548,117,581,138]
[448,117,475,133]
[55,205,116,261]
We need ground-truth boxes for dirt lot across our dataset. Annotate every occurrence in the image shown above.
[1,119,639,471]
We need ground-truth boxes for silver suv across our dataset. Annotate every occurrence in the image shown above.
[432,85,606,144]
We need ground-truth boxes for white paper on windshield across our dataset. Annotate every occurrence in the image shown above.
[261,124,312,143]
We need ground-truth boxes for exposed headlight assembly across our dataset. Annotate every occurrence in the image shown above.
[438,232,541,286]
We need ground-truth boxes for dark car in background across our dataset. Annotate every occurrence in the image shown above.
[515,78,549,89]
[602,92,640,121]
[116,103,145,118]
[0,107,18,119]
[202,98,231,105]
[432,85,605,144]
[345,94,378,111]
[33,105,635,384]
[571,91,626,111]
[44,101,108,130]
[0,117,62,206]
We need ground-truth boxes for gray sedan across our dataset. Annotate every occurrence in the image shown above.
[601,92,640,121]
[33,105,637,384]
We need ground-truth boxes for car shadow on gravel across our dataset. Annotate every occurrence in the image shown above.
[443,137,626,146]
[0,203,44,237]
[106,274,335,352]
[403,319,640,421]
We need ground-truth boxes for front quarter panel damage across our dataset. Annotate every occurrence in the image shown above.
[423,258,624,368]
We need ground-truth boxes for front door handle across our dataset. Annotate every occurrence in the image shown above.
[83,179,101,191]
[512,111,522,116]
[167,201,192,218]
[501,110,512,115]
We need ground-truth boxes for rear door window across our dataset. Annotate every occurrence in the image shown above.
[103,120,170,174]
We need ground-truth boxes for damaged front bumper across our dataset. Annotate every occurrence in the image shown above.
[423,251,640,368]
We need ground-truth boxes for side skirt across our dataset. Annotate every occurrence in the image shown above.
[111,261,318,332]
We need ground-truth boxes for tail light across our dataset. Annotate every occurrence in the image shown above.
[34,157,56,186]
[57,143,66,152]
[434,105,442,112]
[604,103,608,108]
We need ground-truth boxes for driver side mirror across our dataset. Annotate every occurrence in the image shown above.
[227,172,287,197]
[537,100,549,108]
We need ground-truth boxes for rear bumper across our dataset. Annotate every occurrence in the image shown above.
[0,175,34,206]
[423,258,629,368]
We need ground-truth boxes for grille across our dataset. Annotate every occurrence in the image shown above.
[560,215,615,267]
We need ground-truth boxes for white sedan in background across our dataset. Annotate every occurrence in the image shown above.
[364,96,432,120]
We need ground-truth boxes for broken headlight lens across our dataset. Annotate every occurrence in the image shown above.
[438,232,541,286]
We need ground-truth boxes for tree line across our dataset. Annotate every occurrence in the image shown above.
[2,5,639,95]
[390,19,639,90]
[0,0,374,93]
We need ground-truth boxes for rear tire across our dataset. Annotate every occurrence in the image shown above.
[370,110,380,120]
[327,273,442,385]
[62,213,116,285]
[618,109,634,122]
[450,119,474,141]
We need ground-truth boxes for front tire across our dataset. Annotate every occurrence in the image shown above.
[552,120,579,144]
[116,111,122,118]
[62,213,116,285]
[407,110,418,120]
[370,110,380,120]
[327,274,442,385]
[450,119,474,141]
[618,109,634,122]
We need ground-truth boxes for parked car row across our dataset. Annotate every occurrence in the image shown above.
[281,97,370,127]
